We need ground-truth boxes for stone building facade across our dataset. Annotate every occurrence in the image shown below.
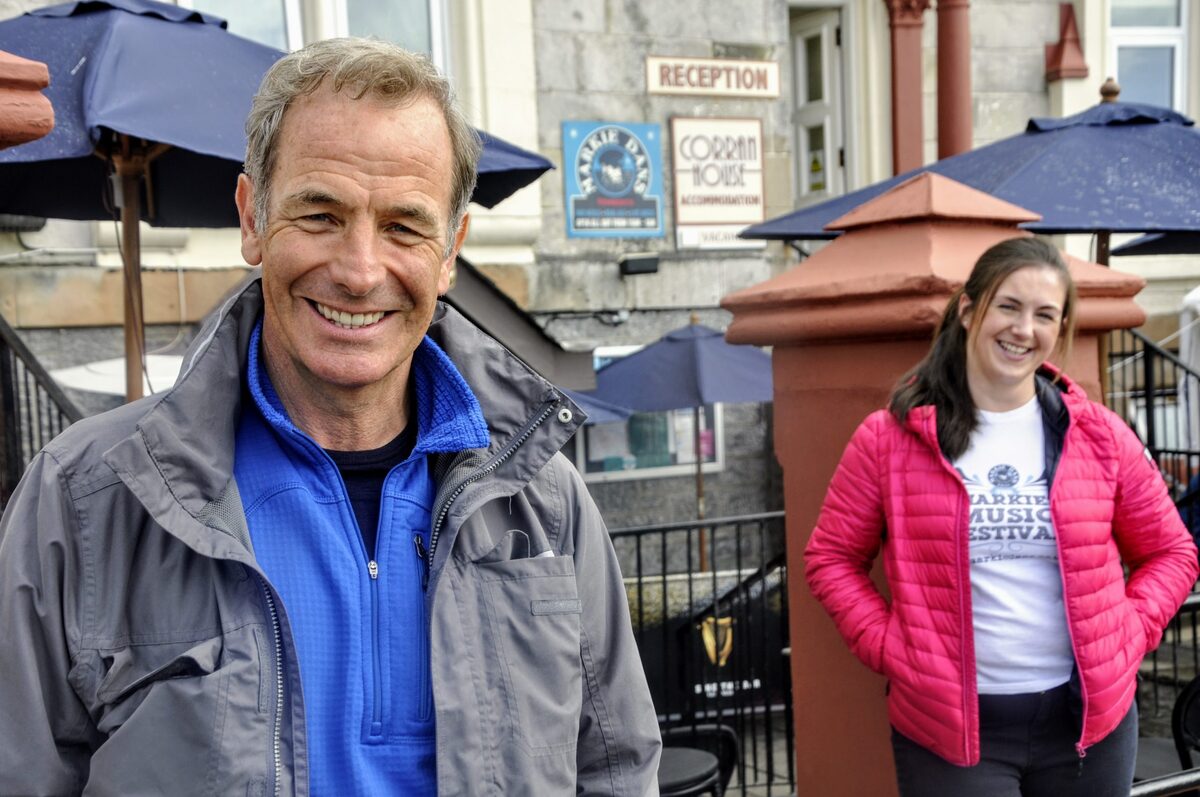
[2,0,1198,528]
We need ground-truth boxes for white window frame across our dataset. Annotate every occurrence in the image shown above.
[790,8,844,203]
[573,345,727,484]
[177,0,304,51]
[1108,1,1188,110]
[328,0,449,67]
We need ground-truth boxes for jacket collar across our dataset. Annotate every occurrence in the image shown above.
[904,362,1084,463]
[244,319,489,457]
[102,278,581,562]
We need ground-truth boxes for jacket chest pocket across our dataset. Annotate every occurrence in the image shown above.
[476,554,583,755]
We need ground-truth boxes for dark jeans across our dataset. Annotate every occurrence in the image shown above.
[891,681,1138,797]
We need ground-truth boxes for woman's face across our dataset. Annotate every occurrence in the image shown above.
[959,265,1068,412]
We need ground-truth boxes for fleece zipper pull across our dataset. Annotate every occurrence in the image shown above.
[414,534,429,589]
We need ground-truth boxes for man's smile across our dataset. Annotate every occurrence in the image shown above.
[313,301,387,329]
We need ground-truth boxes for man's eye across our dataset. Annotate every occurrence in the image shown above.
[305,213,332,223]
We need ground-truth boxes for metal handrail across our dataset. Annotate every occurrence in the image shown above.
[0,317,82,426]
[0,313,83,505]
[610,510,786,537]
[1131,768,1200,797]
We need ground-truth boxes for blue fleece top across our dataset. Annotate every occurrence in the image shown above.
[234,320,488,795]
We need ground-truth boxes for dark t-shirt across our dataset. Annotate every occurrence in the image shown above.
[326,423,417,560]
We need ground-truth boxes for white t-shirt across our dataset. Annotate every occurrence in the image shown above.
[954,396,1074,694]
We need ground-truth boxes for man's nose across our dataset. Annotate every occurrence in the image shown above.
[332,221,387,296]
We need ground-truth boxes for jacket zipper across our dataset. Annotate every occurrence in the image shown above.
[259,577,285,797]
[368,559,383,736]
[426,402,557,575]
[953,485,978,765]
[924,412,979,765]
[1047,432,1088,760]
[413,535,432,719]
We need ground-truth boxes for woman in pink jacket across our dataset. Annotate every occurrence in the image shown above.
[806,237,1198,796]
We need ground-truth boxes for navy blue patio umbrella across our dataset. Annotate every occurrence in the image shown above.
[577,323,773,542]
[742,101,1200,243]
[1112,232,1200,257]
[561,388,632,426]
[0,0,553,400]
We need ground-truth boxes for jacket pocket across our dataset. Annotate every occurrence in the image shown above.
[82,627,273,795]
[96,635,224,707]
[476,554,583,755]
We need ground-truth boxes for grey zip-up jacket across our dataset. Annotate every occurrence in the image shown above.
[0,280,661,796]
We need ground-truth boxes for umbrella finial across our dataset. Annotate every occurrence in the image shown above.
[690,311,699,325]
[1100,76,1121,103]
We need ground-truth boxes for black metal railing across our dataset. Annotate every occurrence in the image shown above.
[0,314,82,507]
[1107,328,1200,530]
[611,511,793,796]
[1106,330,1200,768]
[1132,768,1200,797]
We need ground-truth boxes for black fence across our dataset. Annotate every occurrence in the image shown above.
[1107,328,1200,540]
[611,511,794,796]
[0,314,82,507]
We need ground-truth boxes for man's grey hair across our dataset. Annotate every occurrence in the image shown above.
[243,38,481,253]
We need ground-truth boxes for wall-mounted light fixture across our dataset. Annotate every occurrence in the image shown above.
[618,252,659,276]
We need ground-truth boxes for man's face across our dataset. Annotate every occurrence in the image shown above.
[235,87,468,403]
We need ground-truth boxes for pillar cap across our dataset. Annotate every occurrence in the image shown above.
[0,50,54,150]
[827,171,1040,232]
[722,174,1145,346]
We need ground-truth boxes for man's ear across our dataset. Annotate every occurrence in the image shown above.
[235,174,263,267]
[437,212,470,295]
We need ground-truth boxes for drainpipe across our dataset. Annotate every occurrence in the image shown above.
[937,0,972,158]
[883,0,931,175]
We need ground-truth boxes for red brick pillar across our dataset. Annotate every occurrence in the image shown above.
[937,0,972,158]
[721,174,1145,796]
[0,51,53,150]
[884,0,931,174]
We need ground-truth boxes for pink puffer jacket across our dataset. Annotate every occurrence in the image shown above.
[805,371,1199,766]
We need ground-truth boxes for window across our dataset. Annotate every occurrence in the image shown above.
[1109,0,1187,110]
[181,0,301,51]
[790,9,844,202]
[574,347,726,483]
[183,0,445,63]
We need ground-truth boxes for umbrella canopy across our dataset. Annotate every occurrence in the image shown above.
[577,322,772,554]
[743,101,1200,241]
[582,324,773,413]
[1112,232,1200,257]
[0,0,553,401]
[0,0,553,227]
[561,388,632,426]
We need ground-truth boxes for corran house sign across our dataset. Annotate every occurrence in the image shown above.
[671,117,765,250]
[646,55,780,98]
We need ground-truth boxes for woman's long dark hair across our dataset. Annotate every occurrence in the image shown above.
[888,237,1078,460]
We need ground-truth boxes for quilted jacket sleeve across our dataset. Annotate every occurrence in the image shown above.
[1105,409,1200,652]
[804,412,892,674]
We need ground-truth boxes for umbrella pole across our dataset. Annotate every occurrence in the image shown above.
[695,404,709,572]
[115,151,145,403]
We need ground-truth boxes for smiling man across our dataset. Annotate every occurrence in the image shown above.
[0,38,660,796]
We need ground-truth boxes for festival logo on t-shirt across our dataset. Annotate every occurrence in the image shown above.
[958,464,1056,565]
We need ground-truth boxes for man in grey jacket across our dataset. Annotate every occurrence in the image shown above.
[0,38,661,795]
